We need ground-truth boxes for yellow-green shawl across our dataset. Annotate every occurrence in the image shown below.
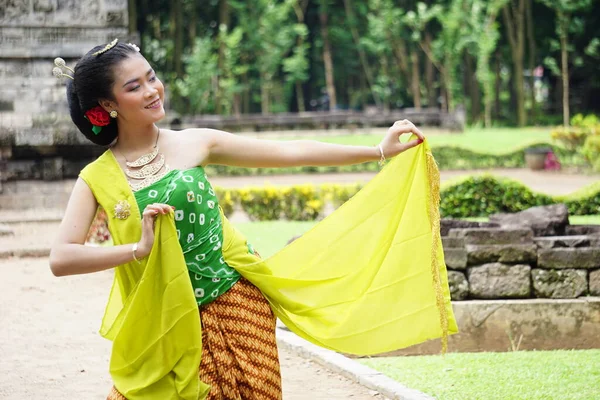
[80,140,457,399]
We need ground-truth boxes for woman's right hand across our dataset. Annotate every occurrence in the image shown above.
[136,203,174,258]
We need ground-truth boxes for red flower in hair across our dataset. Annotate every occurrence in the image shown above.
[85,106,111,127]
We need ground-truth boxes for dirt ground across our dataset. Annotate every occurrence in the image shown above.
[0,257,386,399]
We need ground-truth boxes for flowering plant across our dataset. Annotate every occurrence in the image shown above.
[85,106,110,134]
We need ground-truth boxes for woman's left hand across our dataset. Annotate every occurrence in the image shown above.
[378,119,425,159]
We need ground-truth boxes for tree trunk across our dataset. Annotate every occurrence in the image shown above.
[443,59,452,112]
[216,0,230,115]
[293,0,309,113]
[560,28,569,128]
[243,71,250,114]
[382,57,390,112]
[525,0,536,118]
[342,0,380,108]
[173,0,184,78]
[410,49,421,109]
[319,6,337,111]
[261,75,270,115]
[296,82,306,113]
[495,49,501,119]
[466,54,481,122]
[424,33,435,108]
[128,0,137,34]
[502,1,526,126]
[189,1,197,48]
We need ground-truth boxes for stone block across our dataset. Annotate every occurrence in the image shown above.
[489,204,569,236]
[448,228,533,245]
[538,248,600,269]
[0,223,13,236]
[590,270,600,296]
[440,219,498,236]
[41,157,63,181]
[448,271,469,300]
[532,269,588,299]
[566,225,600,236]
[466,244,537,265]
[467,263,531,299]
[534,235,591,249]
[444,248,467,270]
[442,237,465,248]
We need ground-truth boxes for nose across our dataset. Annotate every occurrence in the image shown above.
[145,85,158,99]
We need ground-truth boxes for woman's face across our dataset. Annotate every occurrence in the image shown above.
[105,54,165,126]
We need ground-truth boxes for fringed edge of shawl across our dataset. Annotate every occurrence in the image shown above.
[426,149,449,354]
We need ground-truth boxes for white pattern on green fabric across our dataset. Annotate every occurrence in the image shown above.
[133,167,241,306]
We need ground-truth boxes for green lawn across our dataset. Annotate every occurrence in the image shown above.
[282,127,553,154]
[235,221,315,258]
[359,350,600,400]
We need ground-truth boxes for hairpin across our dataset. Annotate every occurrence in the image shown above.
[92,38,119,56]
[52,57,74,80]
[127,43,140,52]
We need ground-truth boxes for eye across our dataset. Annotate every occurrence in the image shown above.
[129,85,140,91]
[149,75,157,82]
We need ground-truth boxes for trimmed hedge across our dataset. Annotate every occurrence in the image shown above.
[204,142,586,177]
[214,176,600,220]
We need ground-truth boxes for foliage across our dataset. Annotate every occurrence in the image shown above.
[132,0,600,125]
[216,177,600,220]
[174,38,218,114]
[551,113,600,169]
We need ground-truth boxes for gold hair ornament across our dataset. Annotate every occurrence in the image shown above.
[127,43,140,52]
[52,57,74,80]
[92,38,119,56]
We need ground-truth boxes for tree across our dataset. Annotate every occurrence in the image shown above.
[502,0,526,126]
[540,0,593,128]
[289,0,310,112]
[319,0,337,110]
[466,0,507,127]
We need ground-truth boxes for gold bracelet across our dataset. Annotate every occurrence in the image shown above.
[378,144,386,167]
[132,242,142,264]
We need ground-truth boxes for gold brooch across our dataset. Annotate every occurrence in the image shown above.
[114,200,131,220]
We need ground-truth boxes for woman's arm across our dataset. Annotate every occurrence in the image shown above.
[203,120,425,168]
[49,178,171,277]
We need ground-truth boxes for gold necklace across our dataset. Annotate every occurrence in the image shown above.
[114,128,170,191]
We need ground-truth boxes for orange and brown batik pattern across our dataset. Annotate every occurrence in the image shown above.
[106,278,282,400]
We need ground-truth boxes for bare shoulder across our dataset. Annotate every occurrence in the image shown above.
[159,128,215,168]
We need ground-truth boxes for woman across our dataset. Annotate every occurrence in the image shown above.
[50,40,453,400]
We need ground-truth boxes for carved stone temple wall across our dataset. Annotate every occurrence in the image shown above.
[0,0,136,192]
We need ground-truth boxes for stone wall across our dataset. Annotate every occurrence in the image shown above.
[443,218,600,301]
[0,0,135,188]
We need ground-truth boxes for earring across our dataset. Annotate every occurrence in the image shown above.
[110,110,118,118]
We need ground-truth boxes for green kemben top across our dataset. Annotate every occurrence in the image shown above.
[134,167,242,306]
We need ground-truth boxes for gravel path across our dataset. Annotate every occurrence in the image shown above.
[0,257,387,399]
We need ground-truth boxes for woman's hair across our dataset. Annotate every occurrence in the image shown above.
[67,42,140,146]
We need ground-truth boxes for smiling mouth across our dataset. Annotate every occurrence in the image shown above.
[145,99,161,109]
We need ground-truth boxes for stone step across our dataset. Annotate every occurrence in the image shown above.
[466,243,537,265]
[0,192,71,210]
[535,235,598,249]
[448,228,534,245]
[537,247,600,269]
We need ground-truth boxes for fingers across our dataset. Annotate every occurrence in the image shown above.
[397,138,423,153]
[142,203,174,219]
[390,119,425,141]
